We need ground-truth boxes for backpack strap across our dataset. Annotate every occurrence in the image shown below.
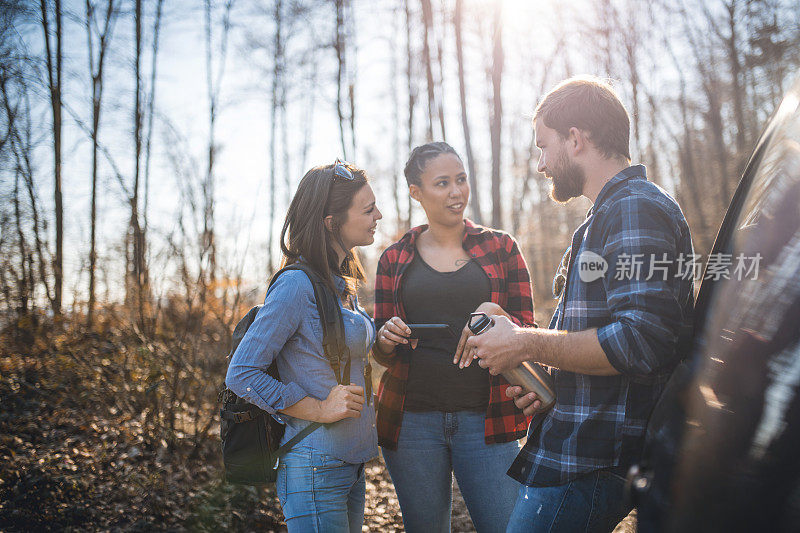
[273,263,351,384]
[264,263,353,460]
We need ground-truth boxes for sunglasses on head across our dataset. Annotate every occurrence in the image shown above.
[333,159,355,181]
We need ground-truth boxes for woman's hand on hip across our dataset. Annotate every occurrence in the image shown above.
[454,302,504,368]
[318,384,365,423]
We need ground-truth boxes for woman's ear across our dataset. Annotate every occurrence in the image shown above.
[409,184,421,203]
[324,215,335,232]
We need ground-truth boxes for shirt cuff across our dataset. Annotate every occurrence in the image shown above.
[596,322,629,375]
[277,381,307,412]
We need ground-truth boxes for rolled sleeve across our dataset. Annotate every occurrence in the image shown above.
[503,234,536,327]
[373,248,397,331]
[596,197,688,377]
[372,248,399,366]
[225,271,313,413]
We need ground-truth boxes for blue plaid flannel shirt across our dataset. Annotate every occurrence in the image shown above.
[508,165,695,487]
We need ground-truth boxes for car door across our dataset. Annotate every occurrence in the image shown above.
[634,75,800,532]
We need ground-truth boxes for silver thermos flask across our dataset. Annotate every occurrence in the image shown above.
[468,312,556,410]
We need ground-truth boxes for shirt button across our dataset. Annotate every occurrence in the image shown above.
[246,387,251,392]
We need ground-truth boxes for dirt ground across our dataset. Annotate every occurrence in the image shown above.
[1,343,636,532]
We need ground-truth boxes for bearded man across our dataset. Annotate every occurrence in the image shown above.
[466,77,695,532]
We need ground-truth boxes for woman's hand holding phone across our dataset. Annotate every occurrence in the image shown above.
[454,302,505,368]
[376,316,419,355]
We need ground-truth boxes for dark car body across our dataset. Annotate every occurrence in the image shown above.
[630,76,800,532]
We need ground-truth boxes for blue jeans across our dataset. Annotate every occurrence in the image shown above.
[276,445,366,533]
[382,410,521,533]
[505,469,630,533]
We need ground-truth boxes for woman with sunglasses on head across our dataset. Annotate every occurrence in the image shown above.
[372,142,535,532]
[226,161,382,533]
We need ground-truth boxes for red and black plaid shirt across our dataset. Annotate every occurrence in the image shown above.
[374,219,534,450]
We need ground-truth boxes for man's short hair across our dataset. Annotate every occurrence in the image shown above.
[534,76,631,161]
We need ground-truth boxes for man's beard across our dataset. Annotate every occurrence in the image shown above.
[548,151,586,203]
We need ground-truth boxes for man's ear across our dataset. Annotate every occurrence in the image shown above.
[567,126,587,156]
[409,184,421,203]
[324,215,334,232]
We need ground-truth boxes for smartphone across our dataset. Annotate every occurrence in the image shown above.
[406,323,455,340]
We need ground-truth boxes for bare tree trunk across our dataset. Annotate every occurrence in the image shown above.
[347,2,356,157]
[86,0,117,327]
[203,0,215,300]
[349,81,356,158]
[454,0,482,224]
[129,0,149,329]
[299,58,316,173]
[391,5,402,230]
[334,0,348,159]
[512,133,537,235]
[40,0,63,316]
[724,0,747,173]
[435,1,446,141]
[681,3,731,212]
[13,171,29,316]
[623,4,641,159]
[1,66,54,309]
[405,1,415,230]
[201,0,234,301]
[420,0,435,141]
[280,77,290,208]
[665,30,712,251]
[676,94,711,251]
[267,0,283,275]
[489,0,503,228]
[143,0,164,247]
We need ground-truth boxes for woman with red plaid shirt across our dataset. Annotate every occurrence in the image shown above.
[372,142,534,532]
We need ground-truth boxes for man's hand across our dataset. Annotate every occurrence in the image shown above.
[453,302,505,369]
[466,314,525,375]
[505,385,544,417]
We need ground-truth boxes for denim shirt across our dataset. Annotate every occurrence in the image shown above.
[225,269,378,464]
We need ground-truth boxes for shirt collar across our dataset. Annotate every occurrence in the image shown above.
[589,164,647,215]
[403,218,486,247]
[296,255,347,291]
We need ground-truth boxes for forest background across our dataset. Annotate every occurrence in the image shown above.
[1,0,799,530]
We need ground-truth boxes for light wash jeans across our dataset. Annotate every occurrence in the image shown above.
[382,410,521,533]
[505,468,630,533]
[276,445,366,533]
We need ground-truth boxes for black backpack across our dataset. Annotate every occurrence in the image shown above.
[219,263,351,485]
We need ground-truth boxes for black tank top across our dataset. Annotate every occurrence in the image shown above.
[402,251,491,412]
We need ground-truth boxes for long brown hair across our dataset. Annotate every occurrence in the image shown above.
[279,163,368,299]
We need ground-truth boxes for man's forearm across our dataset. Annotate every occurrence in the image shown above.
[520,327,619,376]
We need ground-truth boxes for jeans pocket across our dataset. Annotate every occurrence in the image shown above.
[589,470,628,531]
[313,451,348,469]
